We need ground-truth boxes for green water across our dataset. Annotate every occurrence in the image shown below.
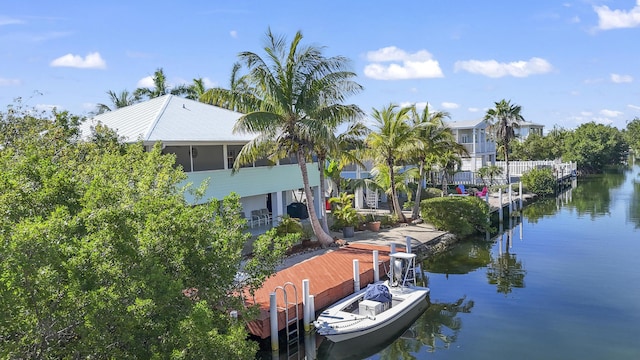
[320,164,640,359]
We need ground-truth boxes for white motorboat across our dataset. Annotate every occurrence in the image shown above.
[313,252,430,343]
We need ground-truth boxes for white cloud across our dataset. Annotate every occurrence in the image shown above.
[50,52,106,69]
[136,76,155,88]
[230,30,238,38]
[594,1,640,30]
[441,102,459,109]
[0,78,21,86]
[569,16,581,24]
[0,16,23,26]
[611,73,633,83]
[628,104,640,111]
[203,77,217,88]
[35,103,61,112]
[364,46,444,80]
[600,109,623,117]
[468,107,480,113]
[580,111,593,116]
[454,57,553,78]
[592,117,614,125]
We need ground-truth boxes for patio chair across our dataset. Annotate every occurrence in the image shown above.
[251,210,264,226]
[476,186,488,197]
[259,208,272,223]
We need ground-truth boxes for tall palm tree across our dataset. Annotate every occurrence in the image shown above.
[134,68,187,100]
[365,104,418,222]
[230,29,363,247]
[484,99,525,184]
[407,104,456,220]
[184,77,207,101]
[95,90,136,114]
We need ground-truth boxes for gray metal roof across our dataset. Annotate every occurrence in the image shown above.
[82,95,252,143]
[446,118,486,129]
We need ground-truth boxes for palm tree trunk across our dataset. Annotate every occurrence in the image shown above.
[411,160,425,220]
[388,162,407,222]
[504,144,510,185]
[297,150,334,247]
[317,159,330,234]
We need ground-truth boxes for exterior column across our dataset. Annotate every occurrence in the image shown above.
[354,164,364,209]
[222,144,229,170]
[273,191,284,225]
[313,185,323,219]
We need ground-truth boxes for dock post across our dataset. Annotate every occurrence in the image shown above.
[269,292,278,351]
[508,183,513,214]
[302,279,310,332]
[406,236,412,254]
[498,191,503,223]
[519,182,523,210]
[390,243,396,254]
[309,295,315,324]
[373,250,380,282]
[353,259,360,292]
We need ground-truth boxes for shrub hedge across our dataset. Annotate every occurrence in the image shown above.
[420,196,491,237]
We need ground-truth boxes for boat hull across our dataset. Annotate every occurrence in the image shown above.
[314,283,430,343]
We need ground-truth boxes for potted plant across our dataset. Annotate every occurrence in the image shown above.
[367,213,381,232]
[329,193,360,238]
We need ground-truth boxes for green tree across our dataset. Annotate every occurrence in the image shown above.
[228,29,363,247]
[484,99,525,183]
[184,77,208,101]
[0,104,291,358]
[562,122,626,173]
[95,89,137,114]
[521,167,556,196]
[365,104,418,222]
[624,117,640,154]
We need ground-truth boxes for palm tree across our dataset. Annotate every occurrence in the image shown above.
[230,29,363,247]
[200,62,260,113]
[365,104,418,222]
[484,99,525,184]
[134,68,187,100]
[95,90,136,114]
[184,77,207,101]
[315,121,367,233]
[407,104,457,220]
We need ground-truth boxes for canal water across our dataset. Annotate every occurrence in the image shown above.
[317,163,640,359]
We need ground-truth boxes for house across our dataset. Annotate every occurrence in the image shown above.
[446,119,496,173]
[81,95,323,227]
[515,121,544,141]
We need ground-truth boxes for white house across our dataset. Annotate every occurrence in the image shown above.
[446,119,496,172]
[81,95,323,227]
[515,121,544,141]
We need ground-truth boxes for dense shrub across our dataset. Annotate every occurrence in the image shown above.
[420,196,491,237]
[521,168,556,197]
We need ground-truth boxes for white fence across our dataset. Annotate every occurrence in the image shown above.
[453,160,576,185]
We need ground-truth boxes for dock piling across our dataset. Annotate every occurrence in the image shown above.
[269,293,278,351]
[373,250,379,282]
[353,259,360,292]
[302,279,310,332]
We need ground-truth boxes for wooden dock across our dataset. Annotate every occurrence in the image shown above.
[245,243,396,339]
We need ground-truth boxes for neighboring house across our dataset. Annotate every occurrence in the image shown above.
[515,121,544,141]
[81,94,323,227]
[446,119,496,172]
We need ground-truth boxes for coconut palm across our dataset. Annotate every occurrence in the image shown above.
[365,104,418,222]
[230,29,363,247]
[407,104,459,220]
[484,99,525,184]
[95,90,137,114]
[184,78,207,101]
[200,62,260,113]
[134,68,187,100]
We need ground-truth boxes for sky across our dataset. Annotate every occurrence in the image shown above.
[1,0,639,132]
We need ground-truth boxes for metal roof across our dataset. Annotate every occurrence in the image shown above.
[446,118,486,129]
[82,95,252,143]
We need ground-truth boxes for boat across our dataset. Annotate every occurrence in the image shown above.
[313,252,430,343]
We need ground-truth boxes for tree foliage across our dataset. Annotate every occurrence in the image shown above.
[420,197,491,237]
[484,99,525,183]
[0,103,289,358]
[521,167,556,197]
[562,122,627,173]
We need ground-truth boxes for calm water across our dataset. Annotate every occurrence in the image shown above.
[317,163,640,360]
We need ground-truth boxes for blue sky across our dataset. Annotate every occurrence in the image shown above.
[1,0,639,132]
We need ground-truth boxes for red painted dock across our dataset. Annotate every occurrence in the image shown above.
[245,243,396,339]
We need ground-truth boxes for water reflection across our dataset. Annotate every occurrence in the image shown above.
[487,230,526,295]
[422,240,492,275]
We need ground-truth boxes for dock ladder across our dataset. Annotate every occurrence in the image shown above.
[273,282,300,359]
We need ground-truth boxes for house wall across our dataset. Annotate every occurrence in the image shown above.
[183,163,320,205]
